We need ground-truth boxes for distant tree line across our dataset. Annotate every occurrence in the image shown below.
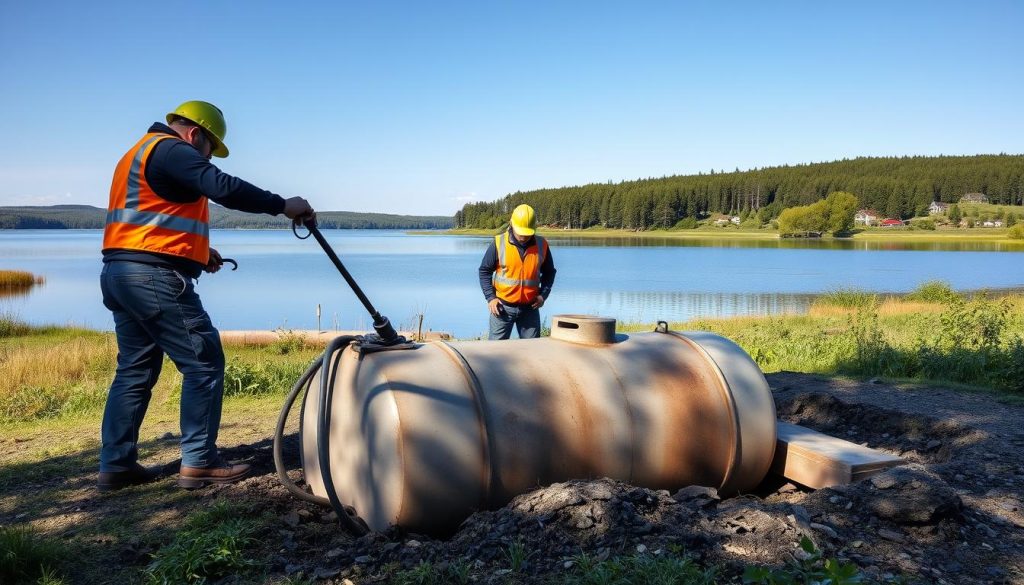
[454,155,1024,230]
[0,205,452,230]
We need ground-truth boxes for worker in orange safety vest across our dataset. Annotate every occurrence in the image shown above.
[477,204,557,339]
[98,100,315,492]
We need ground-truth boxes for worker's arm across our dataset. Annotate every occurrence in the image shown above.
[478,241,504,316]
[538,247,556,301]
[147,137,286,215]
[478,241,498,301]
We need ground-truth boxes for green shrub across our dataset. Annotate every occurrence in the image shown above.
[910,218,936,230]
[0,526,66,584]
[223,359,307,397]
[905,281,963,304]
[1009,224,1024,240]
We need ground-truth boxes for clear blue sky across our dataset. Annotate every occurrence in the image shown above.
[2,1,1022,216]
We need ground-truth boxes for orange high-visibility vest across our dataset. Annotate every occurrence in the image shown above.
[102,132,210,265]
[493,232,547,304]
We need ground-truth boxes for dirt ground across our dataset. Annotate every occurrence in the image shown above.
[3,372,1023,584]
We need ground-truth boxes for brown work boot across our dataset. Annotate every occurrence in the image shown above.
[97,463,165,492]
[178,459,252,489]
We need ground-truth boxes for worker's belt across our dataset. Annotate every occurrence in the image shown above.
[499,300,535,308]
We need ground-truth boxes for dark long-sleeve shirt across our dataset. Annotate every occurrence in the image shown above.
[478,229,556,304]
[103,123,288,277]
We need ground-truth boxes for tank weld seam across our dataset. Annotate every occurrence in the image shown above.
[437,341,496,509]
[590,349,636,484]
[663,331,741,493]
[375,361,406,526]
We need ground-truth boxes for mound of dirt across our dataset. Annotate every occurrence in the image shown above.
[205,374,1023,584]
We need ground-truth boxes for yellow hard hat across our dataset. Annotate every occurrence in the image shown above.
[510,204,537,236]
[166,100,229,158]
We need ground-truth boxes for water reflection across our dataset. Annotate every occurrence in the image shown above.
[557,290,817,325]
[0,286,35,299]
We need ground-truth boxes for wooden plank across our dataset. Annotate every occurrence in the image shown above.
[772,422,903,489]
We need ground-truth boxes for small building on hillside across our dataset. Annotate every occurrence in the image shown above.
[731,216,741,224]
[880,218,905,227]
[960,193,989,204]
[855,209,880,226]
[928,201,949,215]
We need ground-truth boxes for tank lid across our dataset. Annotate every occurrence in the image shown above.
[550,315,617,345]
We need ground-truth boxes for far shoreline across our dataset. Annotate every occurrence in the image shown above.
[416,226,1024,245]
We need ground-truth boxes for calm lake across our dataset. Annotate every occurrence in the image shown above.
[2,230,1023,339]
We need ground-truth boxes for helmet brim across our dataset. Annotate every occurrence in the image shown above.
[166,112,229,158]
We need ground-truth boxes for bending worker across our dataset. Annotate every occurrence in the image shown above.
[478,204,556,339]
[98,100,315,491]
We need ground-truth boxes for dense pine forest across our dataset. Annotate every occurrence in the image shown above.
[455,155,1024,230]
[0,205,453,230]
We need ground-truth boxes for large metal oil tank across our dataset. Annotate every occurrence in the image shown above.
[300,315,776,534]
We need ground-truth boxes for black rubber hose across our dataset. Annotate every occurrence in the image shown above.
[316,336,370,535]
[273,357,329,506]
[273,335,369,535]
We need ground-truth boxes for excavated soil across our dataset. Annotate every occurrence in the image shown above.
[5,372,1024,583]
[214,373,1024,584]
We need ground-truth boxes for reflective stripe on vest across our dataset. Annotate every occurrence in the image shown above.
[103,133,211,264]
[493,232,546,304]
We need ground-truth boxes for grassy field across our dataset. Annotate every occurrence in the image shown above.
[622,285,1024,400]
[3,286,1023,582]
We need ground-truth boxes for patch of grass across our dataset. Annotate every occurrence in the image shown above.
[503,537,535,573]
[393,559,473,585]
[743,536,864,585]
[812,287,878,310]
[0,335,115,420]
[143,501,262,585]
[0,326,321,421]
[0,315,32,337]
[557,548,716,584]
[0,525,66,584]
[1009,224,1024,240]
[905,280,963,304]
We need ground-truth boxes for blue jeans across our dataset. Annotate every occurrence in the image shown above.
[488,303,541,340]
[99,261,225,471]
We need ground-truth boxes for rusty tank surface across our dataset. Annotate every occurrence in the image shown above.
[299,315,776,534]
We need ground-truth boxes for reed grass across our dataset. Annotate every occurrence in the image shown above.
[0,270,44,287]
